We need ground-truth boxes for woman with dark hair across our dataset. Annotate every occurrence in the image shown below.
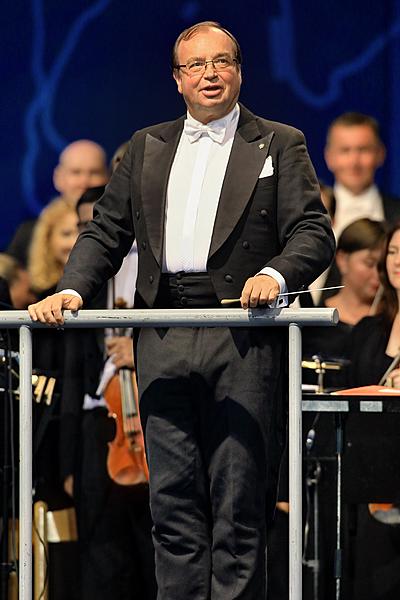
[349,219,400,386]
[345,220,400,600]
[304,217,385,389]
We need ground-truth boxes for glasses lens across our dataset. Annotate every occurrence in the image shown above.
[214,58,231,70]
[184,57,235,74]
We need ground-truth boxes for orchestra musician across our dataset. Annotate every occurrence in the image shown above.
[304,217,386,389]
[344,220,400,599]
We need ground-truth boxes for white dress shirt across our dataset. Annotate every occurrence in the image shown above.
[162,104,287,303]
[333,182,384,238]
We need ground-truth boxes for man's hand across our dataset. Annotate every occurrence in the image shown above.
[28,293,83,326]
[240,274,280,309]
[105,336,134,369]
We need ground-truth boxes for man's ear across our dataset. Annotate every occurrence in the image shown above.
[376,142,386,168]
[173,70,183,95]
[53,165,63,193]
[324,144,334,173]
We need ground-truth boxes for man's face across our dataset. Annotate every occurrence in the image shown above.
[325,124,385,195]
[53,142,108,205]
[173,27,242,124]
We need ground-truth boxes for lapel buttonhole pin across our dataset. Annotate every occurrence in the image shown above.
[259,143,265,149]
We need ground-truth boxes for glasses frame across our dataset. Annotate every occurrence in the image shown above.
[175,57,239,76]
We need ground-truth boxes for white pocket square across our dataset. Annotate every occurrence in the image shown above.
[258,155,274,178]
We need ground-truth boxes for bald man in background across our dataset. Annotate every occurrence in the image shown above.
[7,139,109,266]
[53,139,109,206]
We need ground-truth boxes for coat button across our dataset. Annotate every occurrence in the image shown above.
[141,241,147,250]
[224,274,233,283]
[176,273,182,280]
[149,275,154,283]
[180,296,188,306]
[260,209,268,218]
[135,210,140,220]
[178,284,184,292]
[242,241,250,249]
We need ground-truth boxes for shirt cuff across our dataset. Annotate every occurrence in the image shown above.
[58,289,83,302]
[256,268,288,308]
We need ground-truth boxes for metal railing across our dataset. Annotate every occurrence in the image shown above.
[0,306,338,600]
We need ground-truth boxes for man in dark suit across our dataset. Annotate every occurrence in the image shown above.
[29,21,335,599]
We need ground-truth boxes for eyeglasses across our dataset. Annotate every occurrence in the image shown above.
[175,56,238,75]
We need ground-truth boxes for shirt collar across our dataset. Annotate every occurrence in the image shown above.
[185,104,240,144]
[334,182,380,202]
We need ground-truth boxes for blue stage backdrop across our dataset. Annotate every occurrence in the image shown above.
[2,0,400,249]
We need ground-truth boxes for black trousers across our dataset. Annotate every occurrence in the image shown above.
[137,324,287,600]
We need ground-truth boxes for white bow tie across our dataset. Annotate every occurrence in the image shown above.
[183,120,226,144]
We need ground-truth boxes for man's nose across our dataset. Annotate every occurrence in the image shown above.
[203,61,218,78]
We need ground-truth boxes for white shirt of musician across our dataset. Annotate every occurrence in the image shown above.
[333,182,384,238]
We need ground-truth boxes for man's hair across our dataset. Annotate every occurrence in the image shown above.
[172,21,242,69]
[326,112,382,145]
[76,185,106,213]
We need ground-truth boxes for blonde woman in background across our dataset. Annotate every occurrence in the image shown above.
[28,197,78,298]
[27,197,80,598]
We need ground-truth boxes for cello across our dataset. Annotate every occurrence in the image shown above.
[103,294,149,486]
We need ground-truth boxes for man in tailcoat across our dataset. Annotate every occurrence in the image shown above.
[29,21,335,599]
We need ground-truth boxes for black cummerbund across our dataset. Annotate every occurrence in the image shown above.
[155,272,220,309]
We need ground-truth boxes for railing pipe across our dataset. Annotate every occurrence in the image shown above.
[0,307,338,600]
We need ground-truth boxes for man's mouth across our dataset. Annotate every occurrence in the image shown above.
[201,85,222,97]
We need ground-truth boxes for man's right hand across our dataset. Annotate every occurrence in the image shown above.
[28,293,83,326]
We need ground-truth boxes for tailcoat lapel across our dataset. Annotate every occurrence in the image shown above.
[208,105,274,259]
[141,118,184,266]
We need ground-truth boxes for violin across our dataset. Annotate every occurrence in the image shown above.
[103,294,149,486]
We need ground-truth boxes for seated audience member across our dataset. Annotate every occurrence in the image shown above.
[324,112,399,238]
[8,139,108,266]
[345,220,400,600]
[60,186,156,599]
[304,218,385,390]
[0,253,36,308]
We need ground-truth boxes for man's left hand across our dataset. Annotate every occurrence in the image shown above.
[240,274,280,309]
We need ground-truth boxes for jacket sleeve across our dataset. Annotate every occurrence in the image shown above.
[265,128,336,293]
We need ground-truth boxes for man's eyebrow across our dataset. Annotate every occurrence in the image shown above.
[184,52,231,62]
